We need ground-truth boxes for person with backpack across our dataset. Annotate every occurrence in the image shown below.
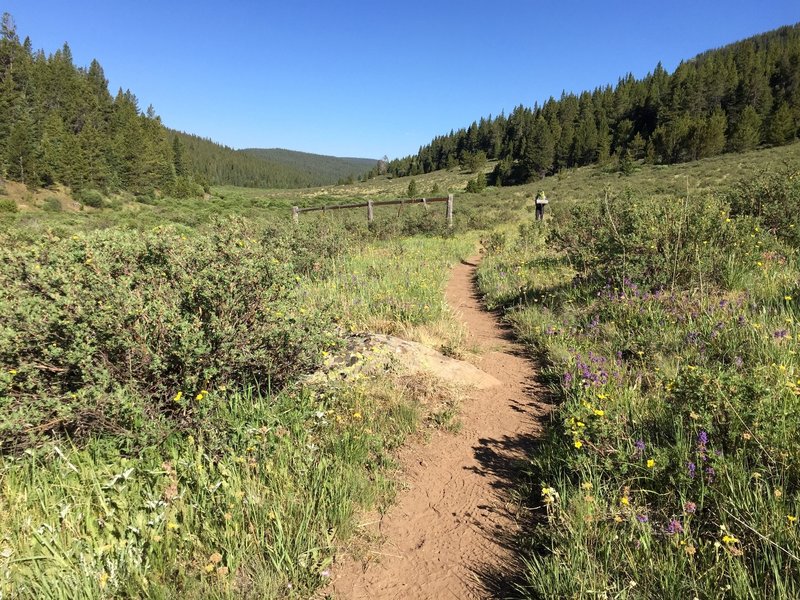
[535,190,549,220]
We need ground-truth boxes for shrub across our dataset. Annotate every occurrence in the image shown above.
[79,188,104,208]
[168,176,204,199]
[0,219,336,451]
[0,198,17,213]
[724,166,800,247]
[550,192,742,290]
[465,172,486,193]
[42,197,62,212]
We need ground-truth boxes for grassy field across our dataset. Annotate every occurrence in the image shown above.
[2,141,800,597]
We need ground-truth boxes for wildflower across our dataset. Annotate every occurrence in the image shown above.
[167,522,179,531]
[620,496,630,506]
[636,514,649,523]
[593,409,605,417]
[705,466,716,483]
[99,572,109,589]
[788,515,797,524]
[216,566,229,577]
[666,519,684,535]
[687,461,696,479]
[786,296,793,301]
[722,534,739,545]
[684,502,697,514]
[209,552,223,565]
[204,564,214,573]
[574,440,583,449]
[697,430,708,447]
[173,391,183,403]
[646,459,655,469]
[352,412,362,420]
[634,439,645,454]
[774,489,783,498]
[581,481,593,491]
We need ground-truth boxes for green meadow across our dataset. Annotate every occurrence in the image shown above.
[1,141,799,598]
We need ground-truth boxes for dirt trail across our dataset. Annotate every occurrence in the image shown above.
[328,257,548,599]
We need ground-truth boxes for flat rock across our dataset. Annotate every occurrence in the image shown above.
[308,333,501,390]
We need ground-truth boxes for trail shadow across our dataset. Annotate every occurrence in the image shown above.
[466,430,554,599]
[462,261,558,599]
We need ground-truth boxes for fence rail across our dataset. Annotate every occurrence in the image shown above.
[292,194,454,227]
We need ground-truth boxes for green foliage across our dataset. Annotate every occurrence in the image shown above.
[465,172,486,193]
[0,219,338,451]
[461,150,487,174]
[550,192,742,289]
[477,166,800,598]
[78,188,104,208]
[387,24,800,179]
[41,196,62,212]
[0,197,17,213]
[167,175,204,199]
[724,166,800,246]
[406,178,418,198]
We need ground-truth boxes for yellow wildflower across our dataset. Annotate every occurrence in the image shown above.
[646,459,655,469]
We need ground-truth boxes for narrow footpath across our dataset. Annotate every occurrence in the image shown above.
[329,257,548,599]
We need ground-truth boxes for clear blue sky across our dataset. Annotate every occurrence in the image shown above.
[4,1,800,159]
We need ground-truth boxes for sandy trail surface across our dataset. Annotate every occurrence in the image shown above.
[328,257,548,599]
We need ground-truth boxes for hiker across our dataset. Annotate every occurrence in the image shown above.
[535,190,549,220]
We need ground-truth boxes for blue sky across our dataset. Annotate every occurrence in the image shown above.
[4,1,800,159]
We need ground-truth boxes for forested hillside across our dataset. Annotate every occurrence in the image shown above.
[241,148,376,185]
[385,24,800,183]
[0,14,376,196]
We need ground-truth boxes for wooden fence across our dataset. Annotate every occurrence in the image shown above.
[292,194,454,227]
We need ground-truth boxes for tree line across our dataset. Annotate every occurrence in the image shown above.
[380,23,800,184]
[0,13,372,197]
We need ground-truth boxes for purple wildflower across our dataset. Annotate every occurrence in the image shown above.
[563,372,573,385]
[697,431,708,447]
[634,440,646,454]
[636,514,649,523]
[666,519,684,535]
[705,466,716,483]
[687,461,696,479]
[774,329,789,339]
[734,356,744,369]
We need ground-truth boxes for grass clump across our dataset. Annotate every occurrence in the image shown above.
[478,167,800,597]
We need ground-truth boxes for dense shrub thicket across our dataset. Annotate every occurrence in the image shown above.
[0,219,343,452]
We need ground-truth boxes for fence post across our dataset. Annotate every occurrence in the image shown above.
[422,198,428,211]
[292,206,299,224]
[367,200,374,223]
[446,194,454,228]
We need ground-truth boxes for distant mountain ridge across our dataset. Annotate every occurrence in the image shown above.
[172,131,377,189]
[241,148,377,185]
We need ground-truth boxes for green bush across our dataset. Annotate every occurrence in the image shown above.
[550,192,744,289]
[169,176,204,199]
[725,166,800,247]
[0,198,17,213]
[465,172,487,193]
[42,196,62,212]
[0,219,336,451]
[79,188,105,208]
